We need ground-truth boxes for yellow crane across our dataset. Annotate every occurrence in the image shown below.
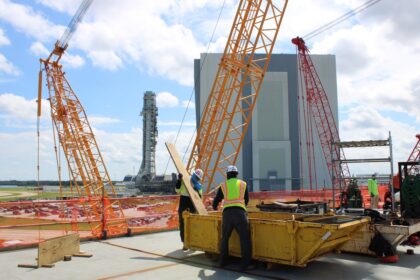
[37,0,128,238]
[186,0,289,194]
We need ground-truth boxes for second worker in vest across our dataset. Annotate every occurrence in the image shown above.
[213,165,255,271]
[368,173,379,209]
[175,168,203,250]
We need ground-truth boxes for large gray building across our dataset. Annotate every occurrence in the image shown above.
[194,53,338,191]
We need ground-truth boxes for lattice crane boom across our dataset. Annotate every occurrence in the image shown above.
[408,134,420,162]
[47,0,93,63]
[292,36,350,190]
[407,134,420,174]
[37,0,128,238]
[186,0,289,193]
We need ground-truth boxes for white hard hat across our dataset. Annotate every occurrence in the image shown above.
[226,165,239,173]
[193,169,203,180]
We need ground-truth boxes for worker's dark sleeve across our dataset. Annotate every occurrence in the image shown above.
[175,179,182,189]
[212,187,224,210]
[244,186,249,206]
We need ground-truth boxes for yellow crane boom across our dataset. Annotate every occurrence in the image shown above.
[37,0,128,238]
[186,0,289,193]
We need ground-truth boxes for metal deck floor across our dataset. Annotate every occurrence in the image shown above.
[2,230,420,280]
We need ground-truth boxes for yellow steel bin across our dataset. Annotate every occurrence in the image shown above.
[183,211,369,267]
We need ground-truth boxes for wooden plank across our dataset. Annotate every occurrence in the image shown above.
[73,252,93,258]
[165,142,208,215]
[38,233,81,267]
[18,264,38,268]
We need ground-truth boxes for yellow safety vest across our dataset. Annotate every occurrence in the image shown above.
[367,178,379,196]
[220,178,247,210]
[175,182,202,197]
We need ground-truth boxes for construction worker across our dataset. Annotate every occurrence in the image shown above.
[368,173,379,209]
[175,168,203,250]
[213,165,254,271]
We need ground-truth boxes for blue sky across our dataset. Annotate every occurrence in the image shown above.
[0,0,419,180]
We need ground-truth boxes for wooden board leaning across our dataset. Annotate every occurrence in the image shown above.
[165,142,208,215]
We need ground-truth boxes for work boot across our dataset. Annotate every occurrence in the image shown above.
[239,262,256,271]
[217,259,227,268]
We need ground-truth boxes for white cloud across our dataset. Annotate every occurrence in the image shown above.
[182,100,195,109]
[0,53,19,76]
[36,0,80,14]
[1,1,420,181]
[0,131,52,180]
[156,92,179,108]
[0,0,64,42]
[0,124,196,180]
[340,106,417,175]
[61,53,85,68]
[87,50,122,71]
[155,129,196,175]
[69,1,211,86]
[30,41,49,56]
[298,1,420,136]
[0,1,231,85]
[89,116,120,126]
[0,93,49,128]
[159,121,195,127]
[0,28,10,46]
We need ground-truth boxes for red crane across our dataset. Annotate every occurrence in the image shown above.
[292,36,350,190]
[407,134,420,171]
[394,134,420,189]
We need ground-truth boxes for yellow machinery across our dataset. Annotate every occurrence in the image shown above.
[183,211,369,267]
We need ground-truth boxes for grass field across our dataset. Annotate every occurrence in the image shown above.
[0,187,75,202]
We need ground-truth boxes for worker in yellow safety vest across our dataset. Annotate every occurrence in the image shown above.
[368,173,379,209]
[213,165,255,271]
[175,169,203,250]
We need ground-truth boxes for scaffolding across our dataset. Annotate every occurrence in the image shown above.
[332,131,394,210]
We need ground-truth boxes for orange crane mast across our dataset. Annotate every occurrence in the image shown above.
[186,0,289,193]
[37,0,128,238]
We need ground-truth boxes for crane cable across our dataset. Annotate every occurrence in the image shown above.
[163,0,227,174]
[303,0,383,41]
[36,64,42,243]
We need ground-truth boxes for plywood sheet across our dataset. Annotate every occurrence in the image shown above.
[165,142,207,215]
[38,233,80,266]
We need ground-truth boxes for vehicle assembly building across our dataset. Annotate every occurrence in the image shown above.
[194,53,339,191]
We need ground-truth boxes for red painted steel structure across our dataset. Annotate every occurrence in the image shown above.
[407,134,420,174]
[292,37,350,190]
